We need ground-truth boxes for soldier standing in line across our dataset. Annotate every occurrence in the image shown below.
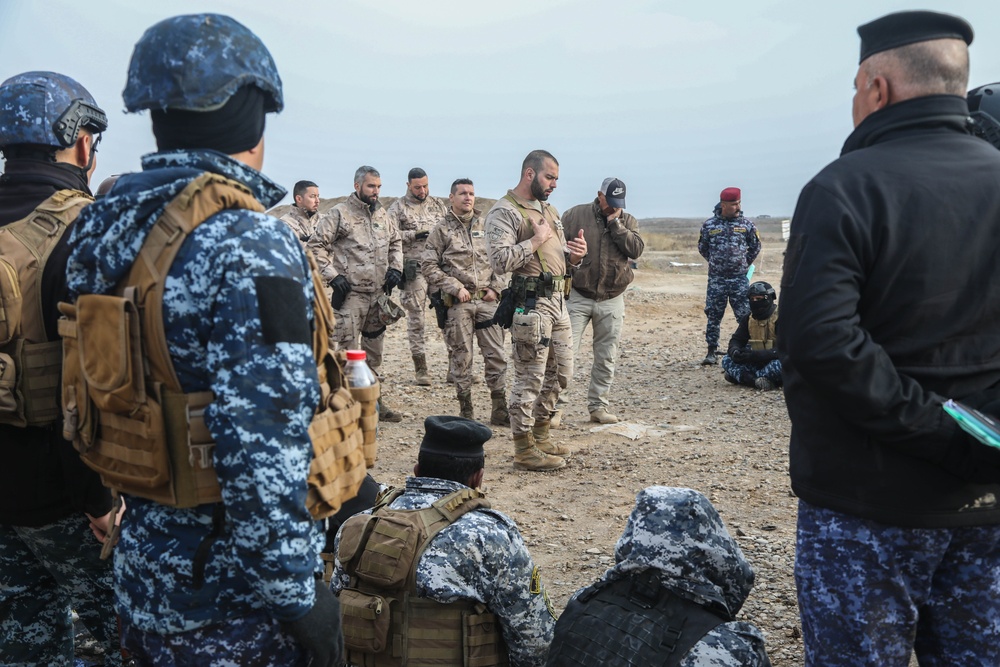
[386,167,448,386]
[553,177,644,427]
[65,14,342,665]
[279,179,321,245]
[309,166,405,422]
[0,71,122,667]
[331,416,556,667]
[697,187,760,366]
[485,150,587,472]
[422,178,509,425]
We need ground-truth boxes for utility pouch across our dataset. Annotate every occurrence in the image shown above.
[57,303,97,450]
[348,512,422,589]
[464,605,508,667]
[510,310,541,346]
[0,258,22,345]
[538,271,554,298]
[0,352,17,418]
[403,258,420,283]
[564,274,572,297]
[340,588,393,653]
[77,293,146,415]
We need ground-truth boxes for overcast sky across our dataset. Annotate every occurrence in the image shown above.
[2,0,998,218]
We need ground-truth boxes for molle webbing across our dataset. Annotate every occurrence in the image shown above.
[748,311,778,351]
[0,189,92,427]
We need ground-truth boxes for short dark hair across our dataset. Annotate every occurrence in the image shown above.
[521,149,558,176]
[450,178,474,194]
[417,451,485,484]
[293,180,318,198]
[407,167,427,182]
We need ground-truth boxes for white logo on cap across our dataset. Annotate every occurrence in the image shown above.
[611,187,624,196]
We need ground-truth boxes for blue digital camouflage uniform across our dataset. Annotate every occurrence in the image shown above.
[66,149,321,664]
[552,486,770,666]
[698,208,760,348]
[796,500,1000,667]
[721,357,782,387]
[331,477,556,667]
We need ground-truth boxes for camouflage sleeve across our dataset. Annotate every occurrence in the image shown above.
[202,217,321,623]
[698,222,710,261]
[308,210,341,285]
[420,224,457,293]
[387,200,416,244]
[387,213,404,273]
[746,221,761,264]
[680,622,771,667]
[486,206,533,275]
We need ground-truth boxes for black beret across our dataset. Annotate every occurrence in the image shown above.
[419,416,492,459]
[858,10,973,64]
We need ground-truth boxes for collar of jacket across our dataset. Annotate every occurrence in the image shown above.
[348,191,382,214]
[445,207,480,226]
[0,159,92,224]
[841,94,972,156]
[141,148,286,208]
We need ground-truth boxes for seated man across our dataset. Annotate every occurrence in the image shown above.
[547,486,771,667]
[331,416,556,667]
[721,281,781,391]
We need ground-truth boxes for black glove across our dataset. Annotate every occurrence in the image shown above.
[414,230,430,241]
[730,348,749,364]
[330,275,351,311]
[746,348,779,366]
[282,579,344,667]
[382,268,403,295]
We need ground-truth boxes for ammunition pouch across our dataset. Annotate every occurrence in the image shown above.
[509,273,565,309]
[402,258,420,285]
[510,310,542,347]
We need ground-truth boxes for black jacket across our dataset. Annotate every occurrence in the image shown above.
[727,306,778,368]
[0,160,111,526]
[780,95,1000,528]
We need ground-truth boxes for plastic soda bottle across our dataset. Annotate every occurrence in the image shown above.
[344,350,377,388]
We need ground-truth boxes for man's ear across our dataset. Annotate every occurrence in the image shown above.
[872,75,891,111]
[53,132,92,169]
[413,463,420,477]
[468,468,485,489]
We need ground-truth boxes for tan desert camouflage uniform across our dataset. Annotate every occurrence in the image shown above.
[308,193,402,370]
[485,190,573,437]
[386,193,448,356]
[423,208,507,394]
[278,205,317,245]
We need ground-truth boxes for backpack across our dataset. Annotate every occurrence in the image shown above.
[0,189,92,427]
[336,487,509,667]
[59,172,370,517]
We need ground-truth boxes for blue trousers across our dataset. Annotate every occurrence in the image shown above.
[796,500,1000,667]
[721,356,782,387]
[704,274,749,348]
[0,515,121,666]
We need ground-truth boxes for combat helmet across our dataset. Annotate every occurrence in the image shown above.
[748,281,776,319]
[0,71,107,150]
[123,13,283,113]
[968,83,1000,150]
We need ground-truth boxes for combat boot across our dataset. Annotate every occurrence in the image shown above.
[490,389,510,426]
[513,432,565,472]
[457,389,475,419]
[701,346,718,365]
[531,421,572,456]
[412,353,432,386]
[377,397,403,423]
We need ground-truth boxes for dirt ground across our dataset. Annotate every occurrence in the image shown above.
[370,234,809,666]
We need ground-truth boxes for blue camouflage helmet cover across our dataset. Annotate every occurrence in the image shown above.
[123,13,283,113]
[0,71,107,148]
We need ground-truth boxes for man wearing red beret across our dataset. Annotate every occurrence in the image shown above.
[697,187,760,365]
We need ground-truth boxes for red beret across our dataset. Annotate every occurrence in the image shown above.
[720,187,741,202]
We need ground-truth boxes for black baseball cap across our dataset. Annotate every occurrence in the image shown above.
[601,177,626,209]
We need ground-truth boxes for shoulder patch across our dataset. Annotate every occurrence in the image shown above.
[254,276,311,345]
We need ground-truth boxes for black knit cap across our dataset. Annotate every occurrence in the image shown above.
[858,10,973,64]
[419,416,492,459]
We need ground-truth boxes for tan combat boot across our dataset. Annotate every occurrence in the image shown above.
[513,432,565,471]
[490,389,510,426]
[412,353,432,386]
[531,420,572,456]
[457,389,474,419]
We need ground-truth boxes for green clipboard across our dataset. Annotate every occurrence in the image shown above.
[943,399,1000,450]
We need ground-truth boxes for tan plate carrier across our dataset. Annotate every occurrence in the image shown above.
[58,173,374,518]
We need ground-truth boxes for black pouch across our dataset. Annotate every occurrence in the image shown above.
[403,258,420,285]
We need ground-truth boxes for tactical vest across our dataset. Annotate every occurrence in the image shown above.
[336,487,509,667]
[0,189,92,428]
[748,310,778,351]
[58,173,371,518]
[546,569,730,667]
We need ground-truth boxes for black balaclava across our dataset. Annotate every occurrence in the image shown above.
[750,298,775,320]
[151,85,266,155]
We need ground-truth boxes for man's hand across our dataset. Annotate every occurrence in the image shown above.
[605,209,623,224]
[282,580,344,667]
[483,288,498,302]
[529,218,553,250]
[457,288,472,303]
[331,275,352,311]
[414,230,430,241]
[566,229,588,265]
[382,268,403,295]
[731,348,749,364]
[86,498,126,546]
